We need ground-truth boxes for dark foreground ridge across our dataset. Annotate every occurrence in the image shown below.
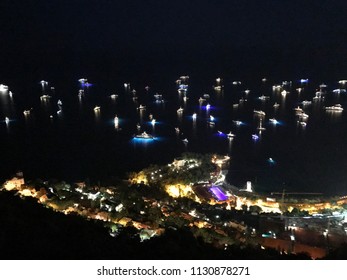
[0,192,317,260]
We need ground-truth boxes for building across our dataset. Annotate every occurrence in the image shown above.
[3,177,25,191]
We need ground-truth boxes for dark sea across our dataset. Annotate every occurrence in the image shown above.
[1,53,347,196]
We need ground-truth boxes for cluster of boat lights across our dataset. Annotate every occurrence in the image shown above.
[1,77,346,146]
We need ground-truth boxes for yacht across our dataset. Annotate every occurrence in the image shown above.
[114,116,119,125]
[232,81,241,85]
[23,110,31,116]
[253,110,266,116]
[40,94,51,101]
[183,96,188,102]
[281,90,288,96]
[175,127,180,133]
[93,106,101,112]
[301,100,312,105]
[269,118,279,124]
[110,94,118,100]
[198,97,206,103]
[138,104,146,110]
[135,131,154,139]
[233,120,243,126]
[182,138,189,144]
[0,84,9,91]
[5,117,9,124]
[258,95,270,101]
[151,119,156,126]
[177,107,184,114]
[57,100,62,106]
[244,89,250,94]
[325,104,344,112]
[154,93,162,100]
[213,85,222,91]
[227,132,235,139]
[203,94,210,99]
[232,103,239,108]
[293,106,303,113]
[192,113,197,120]
[206,103,211,110]
[252,134,259,140]
[178,88,187,94]
[78,78,88,83]
[273,102,280,108]
[299,121,307,127]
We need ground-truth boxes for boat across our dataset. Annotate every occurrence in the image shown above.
[57,100,62,106]
[23,110,31,116]
[114,116,119,125]
[209,115,215,122]
[151,119,156,126]
[93,106,101,112]
[227,132,235,139]
[40,94,51,101]
[213,85,222,91]
[299,121,307,127]
[78,78,88,83]
[206,103,211,110]
[252,134,259,140]
[203,94,210,99]
[300,113,309,119]
[293,106,303,113]
[269,118,279,124]
[253,110,266,116]
[183,96,188,102]
[0,84,9,91]
[175,127,180,133]
[178,88,187,94]
[135,131,154,139]
[301,100,312,105]
[325,104,344,112]
[244,89,250,94]
[182,138,189,144]
[192,113,197,120]
[232,81,241,85]
[138,105,146,110]
[180,75,189,81]
[110,94,118,99]
[154,93,162,100]
[198,97,206,103]
[233,120,243,126]
[233,103,239,108]
[40,80,48,86]
[5,117,9,124]
[258,95,270,101]
[177,107,184,114]
[332,89,346,94]
[273,103,280,108]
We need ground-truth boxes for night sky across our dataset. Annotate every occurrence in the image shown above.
[1,0,347,79]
